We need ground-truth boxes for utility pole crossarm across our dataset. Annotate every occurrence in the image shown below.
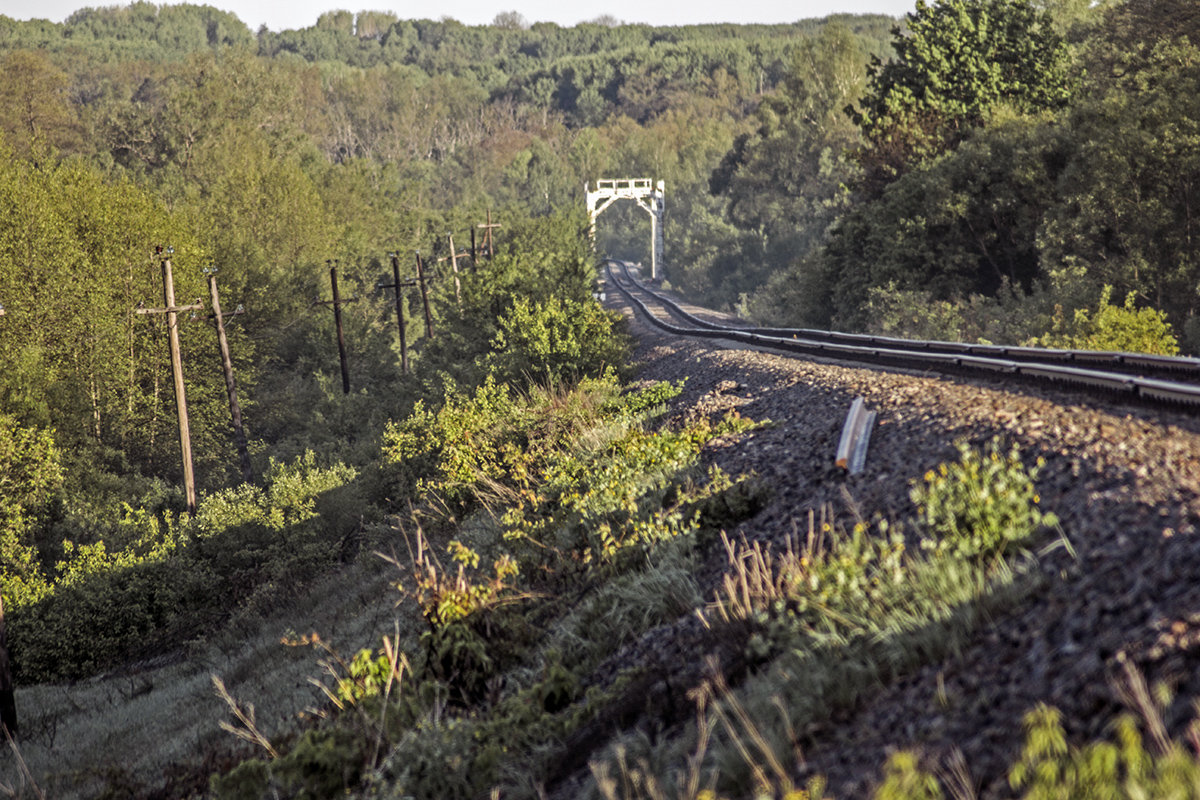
[476,209,501,260]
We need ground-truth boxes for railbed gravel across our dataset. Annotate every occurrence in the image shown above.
[583,280,1200,798]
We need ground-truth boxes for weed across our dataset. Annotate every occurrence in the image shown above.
[911,439,1057,563]
[596,441,1057,799]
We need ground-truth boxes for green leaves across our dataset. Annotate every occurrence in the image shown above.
[911,439,1056,564]
[1035,286,1180,355]
[0,415,62,606]
[484,295,628,388]
[850,0,1072,187]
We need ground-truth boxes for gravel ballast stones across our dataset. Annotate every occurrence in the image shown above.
[600,282,1200,797]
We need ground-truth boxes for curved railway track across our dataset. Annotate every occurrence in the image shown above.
[605,260,1200,410]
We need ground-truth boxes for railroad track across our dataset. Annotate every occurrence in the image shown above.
[605,260,1200,410]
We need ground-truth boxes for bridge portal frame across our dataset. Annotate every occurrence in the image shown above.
[585,178,665,280]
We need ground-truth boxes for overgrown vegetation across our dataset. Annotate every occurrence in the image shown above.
[581,437,1058,799]
[209,373,765,799]
[0,1,1191,796]
[876,663,1200,799]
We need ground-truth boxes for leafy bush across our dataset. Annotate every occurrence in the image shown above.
[195,451,359,535]
[379,376,520,511]
[712,439,1058,651]
[8,452,360,681]
[211,727,368,800]
[682,442,1057,797]
[378,373,693,519]
[1034,285,1180,355]
[484,295,629,387]
[1009,704,1200,799]
[874,702,1200,799]
[501,410,758,567]
[863,283,969,342]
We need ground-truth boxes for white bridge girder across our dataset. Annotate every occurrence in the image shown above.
[585,178,665,280]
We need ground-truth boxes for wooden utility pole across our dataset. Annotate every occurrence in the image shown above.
[314,261,354,394]
[379,253,417,374]
[205,269,253,484]
[444,234,463,305]
[414,251,435,339]
[135,249,201,515]
[0,597,16,737]
[477,210,501,260]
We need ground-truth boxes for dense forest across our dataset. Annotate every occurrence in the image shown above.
[1,0,1199,796]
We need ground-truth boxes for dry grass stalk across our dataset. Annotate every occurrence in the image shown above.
[370,625,408,767]
[0,728,46,800]
[1112,658,1171,755]
[935,747,977,800]
[712,508,833,623]
[211,674,279,759]
[695,657,799,796]
[590,704,717,800]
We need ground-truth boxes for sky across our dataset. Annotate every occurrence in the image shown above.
[2,0,915,31]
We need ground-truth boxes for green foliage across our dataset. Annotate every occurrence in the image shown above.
[0,147,209,468]
[0,49,79,157]
[874,751,944,800]
[850,0,1072,187]
[1035,286,1180,355]
[769,0,1200,346]
[501,408,759,567]
[7,452,359,681]
[863,283,969,341]
[1006,704,1200,799]
[595,443,1053,799]
[211,727,367,800]
[485,295,629,387]
[195,451,358,535]
[0,414,62,606]
[809,115,1063,331]
[1037,42,1200,333]
[911,439,1057,563]
[412,543,520,629]
[416,211,603,388]
[875,702,1200,799]
[380,375,520,510]
[709,23,868,238]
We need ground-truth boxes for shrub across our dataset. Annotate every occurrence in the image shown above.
[484,295,630,387]
[0,414,63,606]
[9,452,360,681]
[873,699,1200,799]
[911,439,1057,563]
[379,375,520,511]
[1035,285,1179,355]
[863,282,969,342]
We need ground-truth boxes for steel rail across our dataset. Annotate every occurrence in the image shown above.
[605,261,1200,410]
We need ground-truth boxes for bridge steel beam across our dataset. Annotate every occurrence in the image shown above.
[585,178,666,280]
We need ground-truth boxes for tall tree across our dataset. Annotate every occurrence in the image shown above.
[848,0,1072,190]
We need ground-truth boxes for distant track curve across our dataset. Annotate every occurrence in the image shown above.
[605,260,1200,411]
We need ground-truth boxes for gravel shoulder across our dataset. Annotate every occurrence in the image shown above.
[605,281,1200,797]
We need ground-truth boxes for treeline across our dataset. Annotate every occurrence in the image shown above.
[1,4,892,125]
[705,0,1200,355]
